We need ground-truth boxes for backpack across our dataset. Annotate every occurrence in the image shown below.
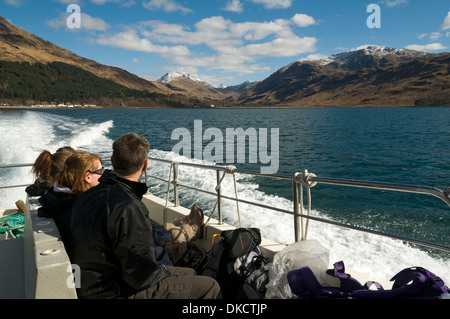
[242,260,271,299]
[198,228,263,298]
[288,261,449,299]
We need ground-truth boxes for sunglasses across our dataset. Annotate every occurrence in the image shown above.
[89,167,105,175]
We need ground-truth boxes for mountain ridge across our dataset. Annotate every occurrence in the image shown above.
[1,16,449,107]
[0,16,172,95]
[234,45,450,107]
[314,45,437,69]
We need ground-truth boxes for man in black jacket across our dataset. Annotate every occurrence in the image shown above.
[68,133,221,299]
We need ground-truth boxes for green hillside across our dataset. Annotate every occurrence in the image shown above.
[0,61,170,107]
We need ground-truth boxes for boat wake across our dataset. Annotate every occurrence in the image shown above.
[1,109,448,287]
[0,110,114,208]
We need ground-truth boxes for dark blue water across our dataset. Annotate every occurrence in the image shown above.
[1,107,449,282]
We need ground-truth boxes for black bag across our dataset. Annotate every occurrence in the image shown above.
[243,263,270,299]
[199,228,263,299]
[221,228,261,259]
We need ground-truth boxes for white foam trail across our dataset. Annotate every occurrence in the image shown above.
[66,120,114,154]
[0,111,56,208]
[0,110,114,208]
[148,149,450,286]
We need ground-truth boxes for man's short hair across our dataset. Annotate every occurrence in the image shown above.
[111,133,150,176]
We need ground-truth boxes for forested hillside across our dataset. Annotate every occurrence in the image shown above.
[0,61,172,106]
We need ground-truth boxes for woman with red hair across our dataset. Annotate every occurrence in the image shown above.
[38,151,103,246]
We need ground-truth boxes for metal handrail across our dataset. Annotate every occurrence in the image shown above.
[0,163,35,169]
[0,163,35,189]
[146,157,450,253]
[147,157,450,207]
[308,176,450,207]
[1,160,449,253]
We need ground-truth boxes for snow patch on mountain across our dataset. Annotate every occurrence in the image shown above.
[296,45,435,68]
[157,72,208,85]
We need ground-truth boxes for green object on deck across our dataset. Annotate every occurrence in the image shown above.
[0,213,25,239]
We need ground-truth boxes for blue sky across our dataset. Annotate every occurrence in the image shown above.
[2,0,449,87]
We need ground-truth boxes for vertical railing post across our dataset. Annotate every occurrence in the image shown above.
[173,163,179,207]
[293,178,300,242]
[216,170,223,224]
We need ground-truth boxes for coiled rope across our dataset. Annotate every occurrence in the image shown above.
[294,170,317,240]
[0,213,25,239]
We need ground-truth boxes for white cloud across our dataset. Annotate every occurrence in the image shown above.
[141,16,308,45]
[92,0,136,5]
[223,0,243,13]
[418,31,446,41]
[442,12,450,30]
[380,0,409,7]
[242,36,317,57]
[96,15,317,76]
[405,43,447,52]
[250,0,292,9]
[46,12,110,31]
[429,32,442,41]
[5,0,25,6]
[52,0,78,4]
[291,14,316,27]
[80,14,110,31]
[52,0,134,4]
[229,19,293,40]
[142,0,192,14]
[97,29,191,57]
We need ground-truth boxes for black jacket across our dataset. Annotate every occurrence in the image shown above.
[68,170,170,299]
[26,178,51,197]
[37,186,76,247]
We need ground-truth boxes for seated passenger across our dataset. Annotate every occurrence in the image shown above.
[38,152,103,246]
[68,132,221,299]
[26,146,76,196]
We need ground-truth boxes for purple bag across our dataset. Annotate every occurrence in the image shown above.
[288,261,449,299]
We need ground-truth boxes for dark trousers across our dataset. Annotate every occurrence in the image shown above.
[128,267,221,299]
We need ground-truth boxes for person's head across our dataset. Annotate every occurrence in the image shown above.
[58,152,103,196]
[56,146,76,154]
[32,150,53,182]
[111,133,150,177]
[50,148,77,183]
[32,146,77,183]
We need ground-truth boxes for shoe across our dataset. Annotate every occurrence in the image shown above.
[165,204,204,242]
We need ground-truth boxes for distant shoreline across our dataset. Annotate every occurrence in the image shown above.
[1,104,446,110]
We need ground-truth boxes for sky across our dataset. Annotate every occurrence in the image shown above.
[1,0,450,87]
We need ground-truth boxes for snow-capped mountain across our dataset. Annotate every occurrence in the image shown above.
[157,72,208,85]
[235,45,449,107]
[218,80,259,93]
[299,45,436,70]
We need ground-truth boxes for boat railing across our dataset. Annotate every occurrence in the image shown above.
[0,163,35,189]
[1,160,449,253]
[146,157,450,253]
